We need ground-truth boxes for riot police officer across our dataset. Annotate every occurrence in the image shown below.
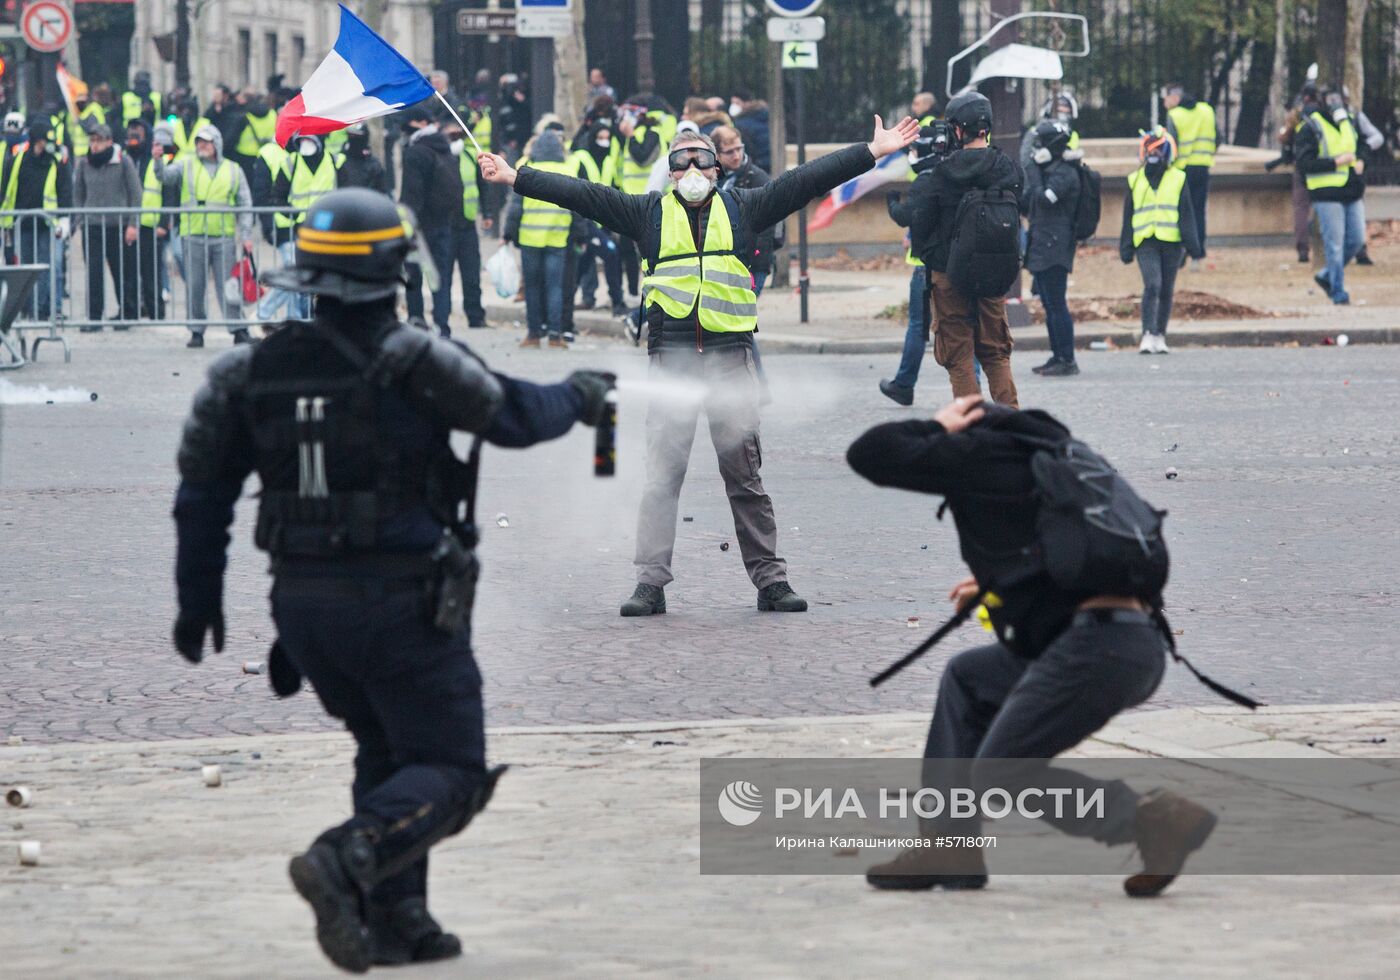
[171,187,614,972]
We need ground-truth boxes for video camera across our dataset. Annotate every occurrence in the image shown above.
[909,119,954,175]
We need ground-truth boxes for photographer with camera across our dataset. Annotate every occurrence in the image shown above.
[879,120,951,405]
[907,92,1022,407]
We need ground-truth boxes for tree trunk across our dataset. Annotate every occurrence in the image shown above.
[552,0,588,133]
[1344,0,1369,106]
[633,0,655,94]
[1315,0,1347,91]
[175,0,190,89]
[1263,0,1289,149]
[1234,37,1274,146]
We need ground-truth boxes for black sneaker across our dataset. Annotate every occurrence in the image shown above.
[878,379,914,406]
[620,583,666,617]
[289,843,373,973]
[757,581,807,612]
[186,334,204,348]
[1040,359,1080,376]
[370,898,463,966]
[1030,356,1059,375]
[1356,247,1373,266]
[231,329,253,345]
[611,303,630,317]
[1313,270,1331,293]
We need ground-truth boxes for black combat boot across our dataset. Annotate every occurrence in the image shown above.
[288,828,378,973]
[620,583,666,617]
[757,581,807,612]
[370,897,463,965]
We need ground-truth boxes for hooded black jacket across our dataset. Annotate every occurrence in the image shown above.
[847,404,1089,658]
[400,127,463,232]
[908,145,1022,272]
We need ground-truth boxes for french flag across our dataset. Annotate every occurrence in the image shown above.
[275,4,433,147]
[807,150,911,232]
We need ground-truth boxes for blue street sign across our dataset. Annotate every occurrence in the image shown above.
[765,0,824,18]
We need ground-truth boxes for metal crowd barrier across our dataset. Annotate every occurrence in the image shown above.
[0,205,317,354]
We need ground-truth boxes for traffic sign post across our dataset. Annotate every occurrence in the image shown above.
[21,1,72,54]
[766,17,824,42]
[780,38,819,324]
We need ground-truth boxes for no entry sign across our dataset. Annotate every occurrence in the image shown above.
[22,2,73,54]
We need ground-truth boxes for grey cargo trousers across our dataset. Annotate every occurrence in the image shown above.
[634,341,787,590]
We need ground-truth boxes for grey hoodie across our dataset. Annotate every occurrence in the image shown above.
[153,124,254,237]
[74,144,142,227]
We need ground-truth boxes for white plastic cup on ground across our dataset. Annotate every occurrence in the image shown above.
[18,841,40,865]
[6,786,32,808]
[202,765,222,787]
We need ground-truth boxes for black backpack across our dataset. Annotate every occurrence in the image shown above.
[946,187,1021,298]
[1072,162,1102,241]
[1017,434,1169,598]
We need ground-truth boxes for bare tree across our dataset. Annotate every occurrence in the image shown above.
[1344,0,1370,105]
[1264,0,1289,148]
[553,0,589,133]
[1315,0,1347,91]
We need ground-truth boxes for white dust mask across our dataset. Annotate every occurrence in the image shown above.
[676,167,713,202]
[449,139,464,156]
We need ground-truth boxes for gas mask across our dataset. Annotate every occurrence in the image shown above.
[676,167,714,203]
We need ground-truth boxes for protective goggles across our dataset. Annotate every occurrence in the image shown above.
[668,147,717,172]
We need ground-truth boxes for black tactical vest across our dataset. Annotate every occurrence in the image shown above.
[243,319,456,559]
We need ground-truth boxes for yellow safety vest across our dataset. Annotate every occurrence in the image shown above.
[275,153,338,228]
[71,103,107,158]
[459,151,480,221]
[642,192,758,333]
[1128,167,1186,247]
[181,158,240,236]
[169,117,213,160]
[517,159,574,248]
[472,108,492,151]
[324,129,349,156]
[619,126,657,194]
[1303,111,1358,192]
[123,91,161,127]
[571,147,615,188]
[140,159,163,228]
[236,109,278,157]
[258,141,290,182]
[0,145,58,227]
[653,113,678,148]
[1168,102,1216,168]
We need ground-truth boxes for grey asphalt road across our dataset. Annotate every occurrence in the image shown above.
[2,328,1396,743]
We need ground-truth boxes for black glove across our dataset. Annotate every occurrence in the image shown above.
[566,370,616,426]
[268,640,303,698]
[173,609,225,664]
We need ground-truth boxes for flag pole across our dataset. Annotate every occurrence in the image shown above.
[435,90,484,156]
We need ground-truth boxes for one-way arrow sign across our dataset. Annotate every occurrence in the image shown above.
[782,40,818,69]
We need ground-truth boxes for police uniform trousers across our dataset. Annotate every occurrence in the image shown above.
[634,340,786,590]
[271,571,488,907]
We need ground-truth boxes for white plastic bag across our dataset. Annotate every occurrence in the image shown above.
[486,245,520,298]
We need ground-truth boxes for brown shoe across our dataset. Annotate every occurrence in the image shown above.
[865,840,987,891]
[547,337,570,350]
[518,336,541,349]
[1123,789,1217,898]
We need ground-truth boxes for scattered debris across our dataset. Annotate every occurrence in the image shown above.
[1165,467,1179,480]
[1164,443,1179,453]
[495,514,510,528]
[6,735,21,747]
[907,617,920,628]
[920,544,928,550]
[720,542,730,552]
[1029,290,1277,325]
[1372,737,1387,744]
[242,661,265,675]
[202,765,222,788]
[1336,333,1350,347]
[251,752,262,760]
[651,740,684,747]
[17,841,40,866]
[1088,340,1112,351]
[6,787,32,808]
[682,516,694,522]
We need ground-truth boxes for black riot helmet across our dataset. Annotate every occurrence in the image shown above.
[260,188,416,302]
[945,91,994,145]
[1032,120,1073,162]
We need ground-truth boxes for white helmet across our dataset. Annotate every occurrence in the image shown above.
[3,111,24,134]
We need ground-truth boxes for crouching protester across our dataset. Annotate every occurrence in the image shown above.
[847,395,1256,897]
[171,189,615,972]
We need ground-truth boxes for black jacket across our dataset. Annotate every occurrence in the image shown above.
[1,146,73,211]
[719,157,778,275]
[847,405,1087,658]
[400,128,462,232]
[1293,110,1366,204]
[338,151,391,195]
[909,146,1022,272]
[1021,157,1080,273]
[514,142,875,349]
[1117,165,1203,262]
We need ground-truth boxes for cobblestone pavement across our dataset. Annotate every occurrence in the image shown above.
[2,329,1397,743]
[2,708,1397,978]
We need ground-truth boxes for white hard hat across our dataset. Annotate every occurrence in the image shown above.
[3,111,24,133]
